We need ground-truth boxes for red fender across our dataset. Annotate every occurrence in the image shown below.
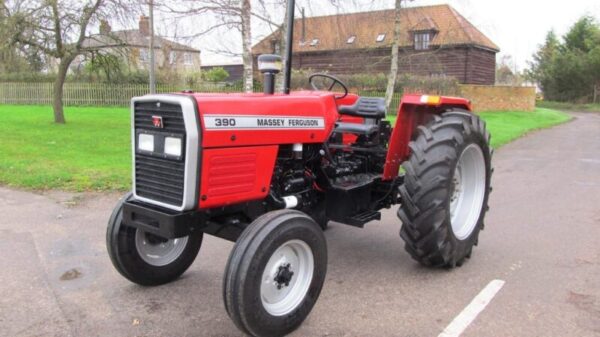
[382,94,472,180]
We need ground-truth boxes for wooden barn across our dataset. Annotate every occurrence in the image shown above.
[252,4,499,85]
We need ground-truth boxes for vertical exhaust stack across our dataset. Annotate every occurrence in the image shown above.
[258,54,282,95]
[283,0,296,94]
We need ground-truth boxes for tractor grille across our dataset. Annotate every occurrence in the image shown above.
[133,101,186,207]
[134,101,186,133]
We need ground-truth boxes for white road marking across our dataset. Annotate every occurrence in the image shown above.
[438,279,506,337]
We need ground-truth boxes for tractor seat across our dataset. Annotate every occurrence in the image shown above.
[334,122,379,135]
[338,97,386,119]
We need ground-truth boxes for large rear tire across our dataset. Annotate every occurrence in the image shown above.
[223,209,327,337]
[398,110,492,267]
[106,193,203,286]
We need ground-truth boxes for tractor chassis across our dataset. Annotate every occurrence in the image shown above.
[122,174,403,243]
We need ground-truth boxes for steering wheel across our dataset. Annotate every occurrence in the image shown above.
[308,73,349,99]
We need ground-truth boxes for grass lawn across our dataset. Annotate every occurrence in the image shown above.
[387,108,571,148]
[0,105,570,192]
[0,105,130,191]
[536,100,600,112]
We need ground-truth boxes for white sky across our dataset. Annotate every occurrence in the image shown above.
[160,0,600,71]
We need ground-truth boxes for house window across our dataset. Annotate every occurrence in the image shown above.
[169,51,176,65]
[376,33,386,42]
[414,32,431,50]
[184,52,193,65]
[139,49,148,63]
[347,35,356,44]
[310,38,319,46]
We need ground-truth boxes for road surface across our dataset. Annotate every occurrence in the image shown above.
[1,112,599,337]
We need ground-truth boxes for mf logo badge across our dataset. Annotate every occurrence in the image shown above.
[152,116,163,128]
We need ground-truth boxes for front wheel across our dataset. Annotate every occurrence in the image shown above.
[398,110,492,267]
[223,210,327,337]
[106,193,203,286]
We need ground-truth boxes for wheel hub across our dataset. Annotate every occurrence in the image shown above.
[274,263,294,289]
[449,143,486,240]
[260,239,314,316]
[134,230,189,267]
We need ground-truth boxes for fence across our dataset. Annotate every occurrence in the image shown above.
[0,82,246,107]
[0,82,408,113]
[0,82,533,113]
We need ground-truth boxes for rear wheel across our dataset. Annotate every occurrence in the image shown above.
[223,209,327,337]
[398,110,492,267]
[106,193,203,286]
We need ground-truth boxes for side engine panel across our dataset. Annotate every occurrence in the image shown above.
[199,145,278,209]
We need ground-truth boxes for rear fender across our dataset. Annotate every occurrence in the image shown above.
[382,94,472,180]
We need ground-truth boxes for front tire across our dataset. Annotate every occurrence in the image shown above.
[223,210,327,337]
[398,110,492,267]
[106,193,203,286]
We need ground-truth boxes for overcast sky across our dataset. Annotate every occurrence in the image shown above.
[172,0,600,71]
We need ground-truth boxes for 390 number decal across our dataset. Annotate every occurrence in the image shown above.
[214,118,236,127]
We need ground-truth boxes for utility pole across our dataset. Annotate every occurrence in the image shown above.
[149,0,156,94]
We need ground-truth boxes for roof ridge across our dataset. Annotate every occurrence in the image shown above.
[298,3,451,20]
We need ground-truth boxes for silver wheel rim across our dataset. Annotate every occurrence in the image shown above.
[260,239,314,316]
[450,143,486,240]
[134,230,189,267]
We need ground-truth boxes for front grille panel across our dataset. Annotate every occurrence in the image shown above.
[135,154,185,206]
[134,101,185,133]
[133,100,186,207]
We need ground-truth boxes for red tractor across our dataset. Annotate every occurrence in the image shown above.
[107,2,492,336]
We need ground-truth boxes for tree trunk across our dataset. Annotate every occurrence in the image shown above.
[52,57,73,124]
[275,3,289,93]
[241,0,253,93]
[384,0,402,111]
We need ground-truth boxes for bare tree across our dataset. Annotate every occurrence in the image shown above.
[155,0,254,92]
[384,0,402,110]
[5,0,134,123]
[241,0,253,92]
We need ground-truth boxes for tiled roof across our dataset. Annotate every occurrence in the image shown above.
[83,30,200,53]
[253,4,499,54]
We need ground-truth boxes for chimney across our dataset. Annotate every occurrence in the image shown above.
[99,20,111,35]
[139,16,150,36]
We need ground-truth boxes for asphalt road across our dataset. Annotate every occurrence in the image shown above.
[1,112,599,337]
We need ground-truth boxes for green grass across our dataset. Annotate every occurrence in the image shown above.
[0,105,131,191]
[386,108,571,148]
[0,105,570,192]
[477,108,571,147]
[536,100,600,112]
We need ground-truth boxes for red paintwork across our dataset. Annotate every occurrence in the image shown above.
[382,94,471,180]
[192,91,339,148]
[198,145,279,209]
[182,91,471,208]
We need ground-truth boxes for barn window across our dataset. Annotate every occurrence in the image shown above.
[376,33,386,42]
[139,48,148,63]
[310,38,319,46]
[347,35,356,44]
[169,51,176,64]
[184,53,193,65]
[414,32,431,50]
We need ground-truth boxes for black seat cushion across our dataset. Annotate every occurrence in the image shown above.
[338,97,386,119]
[334,122,379,135]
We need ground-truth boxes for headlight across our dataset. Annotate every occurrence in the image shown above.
[139,134,154,152]
[164,137,182,157]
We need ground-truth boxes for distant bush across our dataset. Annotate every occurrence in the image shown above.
[202,67,229,82]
